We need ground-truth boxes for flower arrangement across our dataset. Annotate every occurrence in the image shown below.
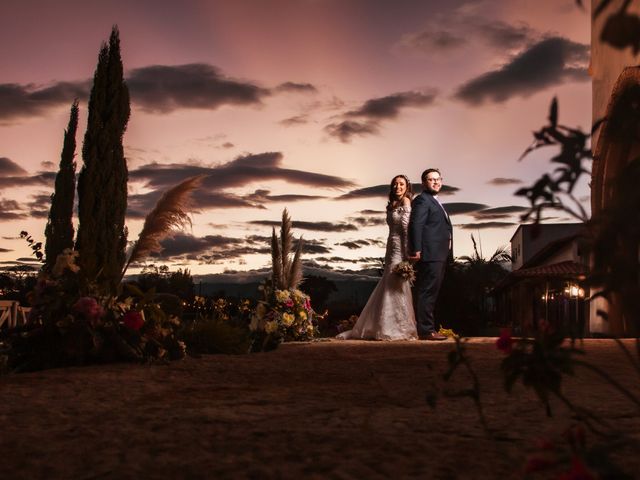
[2,249,186,372]
[250,285,318,350]
[392,260,416,285]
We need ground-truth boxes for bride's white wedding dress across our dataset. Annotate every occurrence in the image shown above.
[337,205,418,340]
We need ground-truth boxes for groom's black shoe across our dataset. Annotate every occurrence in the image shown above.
[420,332,447,341]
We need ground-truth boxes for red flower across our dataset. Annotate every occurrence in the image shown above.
[73,297,104,321]
[557,457,595,480]
[524,456,556,473]
[496,328,513,354]
[122,311,144,331]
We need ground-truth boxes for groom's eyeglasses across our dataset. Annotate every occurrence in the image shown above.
[426,177,442,183]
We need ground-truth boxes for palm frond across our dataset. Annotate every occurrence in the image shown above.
[271,227,283,289]
[470,233,480,260]
[122,175,203,277]
[280,209,293,284]
[288,237,304,289]
[489,245,512,264]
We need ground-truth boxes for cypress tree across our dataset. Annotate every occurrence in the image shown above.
[44,99,79,271]
[76,26,130,294]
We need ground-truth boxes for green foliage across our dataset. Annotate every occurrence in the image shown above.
[299,275,337,312]
[44,100,78,272]
[76,26,131,295]
[20,231,44,263]
[179,297,253,354]
[134,265,195,302]
[1,253,186,372]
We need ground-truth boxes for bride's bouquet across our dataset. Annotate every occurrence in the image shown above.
[393,261,416,285]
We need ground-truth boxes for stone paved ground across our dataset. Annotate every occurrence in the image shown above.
[1,339,639,479]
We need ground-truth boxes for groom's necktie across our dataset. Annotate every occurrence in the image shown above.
[433,195,450,224]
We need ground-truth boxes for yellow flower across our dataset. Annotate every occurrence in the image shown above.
[298,311,307,321]
[275,290,290,303]
[282,312,294,326]
[51,248,80,277]
[265,320,278,334]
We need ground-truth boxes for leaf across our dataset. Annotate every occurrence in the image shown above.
[593,0,613,19]
[548,97,558,127]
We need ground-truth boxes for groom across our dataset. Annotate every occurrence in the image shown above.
[408,168,452,341]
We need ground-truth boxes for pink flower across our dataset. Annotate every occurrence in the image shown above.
[73,297,104,321]
[496,328,513,354]
[304,298,311,311]
[285,299,294,308]
[122,311,144,331]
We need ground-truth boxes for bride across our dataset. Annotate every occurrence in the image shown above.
[337,175,418,340]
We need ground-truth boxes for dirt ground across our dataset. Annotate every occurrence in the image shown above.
[1,338,639,479]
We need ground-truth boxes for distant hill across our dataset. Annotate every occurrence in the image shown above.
[191,266,379,313]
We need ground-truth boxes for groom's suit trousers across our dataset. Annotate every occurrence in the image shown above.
[415,260,446,335]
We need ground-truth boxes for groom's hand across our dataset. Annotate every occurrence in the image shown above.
[407,252,420,262]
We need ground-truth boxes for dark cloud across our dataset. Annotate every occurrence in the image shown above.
[0,171,55,189]
[349,215,386,227]
[245,189,326,203]
[475,21,535,50]
[279,114,310,126]
[399,29,466,51]
[455,37,590,105]
[275,82,318,93]
[0,247,11,253]
[299,242,332,255]
[359,209,385,215]
[0,62,321,120]
[487,177,523,186]
[128,190,264,219]
[25,194,52,218]
[460,221,516,229]
[315,256,361,264]
[325,91,436,143]
[336,238,385,250]
[127,63,270,113]
[127,152,354,217]
[0,157,27,175]
[0,198,28,220]
[130,152,354,191]
[337,183,458,200]
[145,232,336,264]
[442,202,489,215]
[249,219,358,233]
[324,120,379,143]
[397,17,535,54]
[472,205,528,219]
[0,81,88,121]
[346,91,436,120]
[157,233,243,259]
[244,235,331,255]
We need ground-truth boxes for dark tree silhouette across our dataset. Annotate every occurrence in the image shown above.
[76,26,131,294]
[300,275,337,312]
[44,100,79,272]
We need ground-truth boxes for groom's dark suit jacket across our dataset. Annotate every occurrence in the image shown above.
[409,190,453,262]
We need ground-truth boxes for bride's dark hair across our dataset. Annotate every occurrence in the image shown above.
[387,174,412,209]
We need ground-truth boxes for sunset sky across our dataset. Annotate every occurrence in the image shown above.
[0,0,593,277]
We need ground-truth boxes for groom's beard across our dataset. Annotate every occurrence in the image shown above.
[425,185,439,195]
